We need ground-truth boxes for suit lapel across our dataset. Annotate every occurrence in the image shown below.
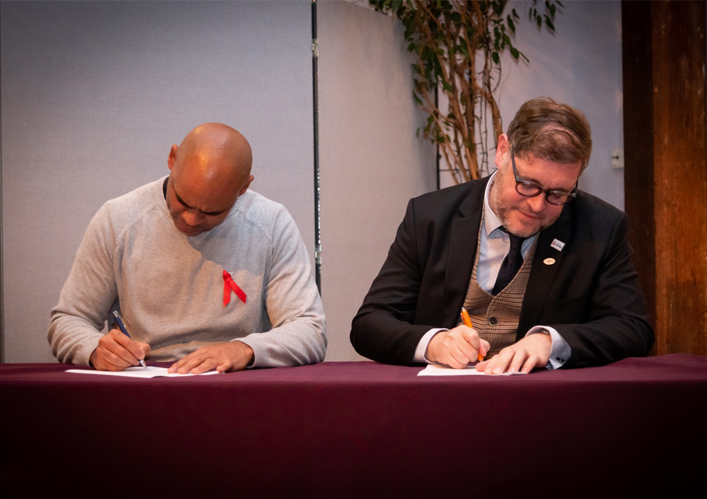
[518,202,574,335]
[443,179,488,318]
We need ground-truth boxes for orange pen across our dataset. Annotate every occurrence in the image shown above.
[461,307,484,362]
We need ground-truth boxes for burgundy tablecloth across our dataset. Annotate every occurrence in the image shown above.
[1,354,706,497]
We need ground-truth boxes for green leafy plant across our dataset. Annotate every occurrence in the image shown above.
[369,0,562,182]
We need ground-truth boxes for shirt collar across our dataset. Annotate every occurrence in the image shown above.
[483,171,505,238]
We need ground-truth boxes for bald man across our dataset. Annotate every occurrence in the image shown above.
[48,123,326,373]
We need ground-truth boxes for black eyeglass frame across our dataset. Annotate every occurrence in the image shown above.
[510,148,578,206]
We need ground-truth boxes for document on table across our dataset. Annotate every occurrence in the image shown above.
[418,364,527,376]
[66,366,222,378]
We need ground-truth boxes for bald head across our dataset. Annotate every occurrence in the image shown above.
[174,122,252,183]
[166,123,255,236]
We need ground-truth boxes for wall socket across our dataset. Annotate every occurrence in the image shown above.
[611,148,624,170]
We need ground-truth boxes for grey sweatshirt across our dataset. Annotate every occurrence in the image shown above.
[48,177,327,367]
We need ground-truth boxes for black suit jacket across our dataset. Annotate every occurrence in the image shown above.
[350,177,654,368]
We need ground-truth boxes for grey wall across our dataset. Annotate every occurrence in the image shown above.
[500,0,625,210]
[318,0,626,361]
[1,0,314,362]
[318,1,438,361]
[438,0,625,210]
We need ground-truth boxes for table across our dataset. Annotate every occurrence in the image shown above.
[1,354,706,497]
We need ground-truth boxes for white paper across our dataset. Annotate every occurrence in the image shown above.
[417,364,527,376]
[66,366,222,378]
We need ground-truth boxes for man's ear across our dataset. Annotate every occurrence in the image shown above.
[167,144,179,171]
[239,175,255,196]
[495,134,510,170]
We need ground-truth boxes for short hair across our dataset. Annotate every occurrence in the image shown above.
[506,97,592,170]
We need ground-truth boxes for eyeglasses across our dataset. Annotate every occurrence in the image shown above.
[510,148,577,206]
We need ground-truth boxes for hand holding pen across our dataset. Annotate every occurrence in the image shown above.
[112,311,147,369]
[460,308,484,362]
[88,311,150,371]
[425,308,489,369]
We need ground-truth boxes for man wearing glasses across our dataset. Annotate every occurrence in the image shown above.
[350,97,654,373]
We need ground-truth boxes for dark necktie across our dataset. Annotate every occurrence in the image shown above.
[492,231,525,295]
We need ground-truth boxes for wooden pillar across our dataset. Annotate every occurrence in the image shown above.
[622,0,707,355]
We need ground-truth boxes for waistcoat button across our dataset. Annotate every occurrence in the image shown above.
[488,317,498,325]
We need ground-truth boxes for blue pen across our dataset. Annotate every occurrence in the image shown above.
[112,310,147,369]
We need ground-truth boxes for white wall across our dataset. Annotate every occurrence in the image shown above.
[1,1,314,362]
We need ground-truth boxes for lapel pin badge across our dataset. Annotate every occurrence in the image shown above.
[544,258,556,266]
[550,239,565,252]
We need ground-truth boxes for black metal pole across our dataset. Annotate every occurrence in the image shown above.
[311,0,322,293]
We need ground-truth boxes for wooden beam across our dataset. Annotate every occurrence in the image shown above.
[622,0,707,355]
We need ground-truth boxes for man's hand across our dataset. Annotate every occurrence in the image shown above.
[426,325,490,369]
[476,332,551,374]
[90,328,150,371]
[168,341,254,374]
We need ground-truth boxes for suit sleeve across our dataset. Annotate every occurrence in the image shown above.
[549,213,654,368]
[350,199,434,365]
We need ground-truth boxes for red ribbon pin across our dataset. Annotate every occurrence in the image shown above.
[223,270,247,306]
